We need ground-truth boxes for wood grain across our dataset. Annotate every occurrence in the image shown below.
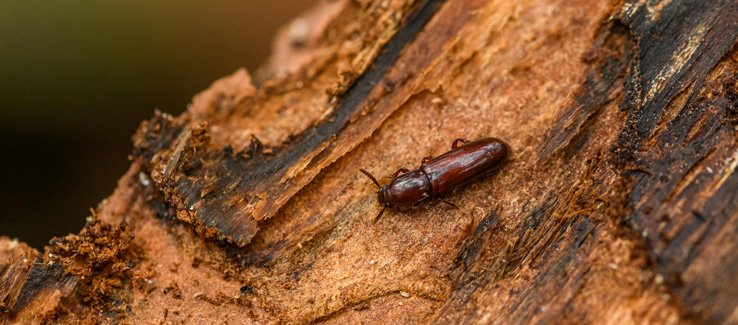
[3,0,738,323]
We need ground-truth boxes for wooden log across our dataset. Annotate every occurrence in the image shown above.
[3,0,738,323]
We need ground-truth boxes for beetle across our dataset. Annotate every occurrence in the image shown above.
[359,137,510,222]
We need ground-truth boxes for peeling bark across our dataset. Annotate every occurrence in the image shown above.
[3,0,738,323]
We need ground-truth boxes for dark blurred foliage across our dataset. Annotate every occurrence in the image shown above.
[0,1,315,248]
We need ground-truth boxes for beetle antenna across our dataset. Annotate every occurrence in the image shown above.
[373,207,387,223]
[359,168,381,188]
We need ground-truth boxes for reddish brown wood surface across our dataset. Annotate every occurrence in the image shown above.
[3,0,738,323]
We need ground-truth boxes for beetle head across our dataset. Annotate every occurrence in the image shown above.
[378,185,393,207]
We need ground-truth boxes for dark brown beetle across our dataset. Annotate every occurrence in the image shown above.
[360,137,510,222]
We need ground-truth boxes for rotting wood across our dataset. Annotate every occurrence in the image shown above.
[3,0,738,323]
[131,0,454,247]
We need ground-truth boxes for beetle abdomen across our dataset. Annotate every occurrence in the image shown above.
[421,138,509,195]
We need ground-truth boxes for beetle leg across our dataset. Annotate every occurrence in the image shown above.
[438,198,460,210]
[420,156,433,165]
[391,167,410,178]
[452,138,470,149]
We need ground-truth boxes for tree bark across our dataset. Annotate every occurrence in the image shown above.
[3,0,738,323]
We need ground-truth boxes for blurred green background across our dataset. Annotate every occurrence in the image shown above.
[0,1,315,248]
